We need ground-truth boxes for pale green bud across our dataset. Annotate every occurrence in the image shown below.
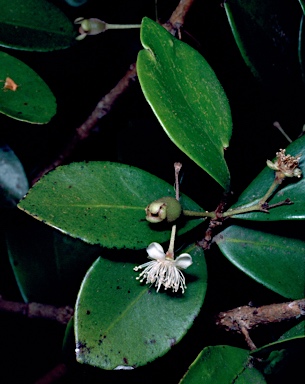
[74,18,107,40]
[145,197,182,223]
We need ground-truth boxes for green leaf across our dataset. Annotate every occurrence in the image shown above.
[180,345,266,383]
[299,0,305,14]
[74,244,207,369]
[0,143,28,207]
[215,225,305,299]
[64,0,88,6]
[18,162,204,250]
[0,51,56,123]
[278,320,305,340]
[0,0,76,51]
[230,135,305,220]
[224,0,301,83]
[299,15,305,82]
[6,215,60,303]
[251,321,305,375]
[137,17,232,189]
[253,320,305,357]
[6,213,100,304]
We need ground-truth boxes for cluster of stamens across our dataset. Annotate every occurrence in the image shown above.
[267,149,302,178]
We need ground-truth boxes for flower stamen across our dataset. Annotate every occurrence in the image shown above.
[134,242,192,293]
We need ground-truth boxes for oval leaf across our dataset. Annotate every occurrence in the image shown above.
[0,51,56,123]
[180,345,266,384]
[0,143,28,207]
[74,244,207,369]
[137,17,232,189]
[0,0,76,51]
[215,225,305,299]
[18,162,204,249]
[230,135,305,220]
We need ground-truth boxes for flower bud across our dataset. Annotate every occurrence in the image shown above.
[74,18,107,40]
[145,197,182,223]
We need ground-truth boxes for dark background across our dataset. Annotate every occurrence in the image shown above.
[0,0,304,382]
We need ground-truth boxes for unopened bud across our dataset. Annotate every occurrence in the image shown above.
[74,18,107,40]
[145,197,182,223]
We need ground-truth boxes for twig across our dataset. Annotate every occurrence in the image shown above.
[163,0,196,34]
[0,297,73,325]
[32,0,196,185]
[31,64,137,185]
[215,299,305,350]
[197,192,230,250]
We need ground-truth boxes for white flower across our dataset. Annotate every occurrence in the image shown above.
[266,149,302,178]
[134,242,193,293]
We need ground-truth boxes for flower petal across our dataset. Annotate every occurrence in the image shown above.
[174,253,193,269]
[146,242,166,260]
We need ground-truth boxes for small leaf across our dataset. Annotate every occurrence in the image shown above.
[137,17,232,189]
[230,135,305,220]
[0,0,76,51]
[18,162,204,250]
[74,244,207,369]
[0,51,56,123]
[0,143,28,207]
[215,225,305,299]
[180,345,266,383]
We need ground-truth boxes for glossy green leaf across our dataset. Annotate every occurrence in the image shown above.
[215,225,305,299]
[0,0,76,51]
[224,0,300,83]
[0,143,28,207]
[230,135,305,220]
[18,162,204,250]
[180,345,265,383]
[0,51,56,123]
[74,244,207,369]
[137,17,232,189]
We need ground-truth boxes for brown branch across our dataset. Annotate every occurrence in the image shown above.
[163,0,196,34]
[32,0,196,185]
[0,297,73,325]
[215,299,305,350]
[31,64,137,185]
[197,192,230,250]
